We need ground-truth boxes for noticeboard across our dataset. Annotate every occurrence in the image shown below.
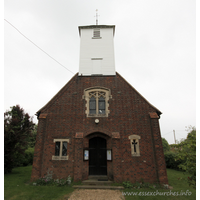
[84,149,89,160]
[107,149,112,161]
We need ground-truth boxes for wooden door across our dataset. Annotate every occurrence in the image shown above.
[89,137,107,175]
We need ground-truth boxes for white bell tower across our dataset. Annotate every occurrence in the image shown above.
[78,24,116,76]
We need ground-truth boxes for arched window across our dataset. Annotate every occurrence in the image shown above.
[83,87,112,117]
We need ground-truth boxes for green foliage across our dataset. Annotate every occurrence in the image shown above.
[123,181,134,188]
[29,124,38,148]
[13,147,34,167]
[176,126,196,188]
[4,166,74,200]
[35,176,72,186]
[123,169,196,200]
[4,105,35,173]
[4,166,196,200]
[169,143,179,149]
[164,151,184,170]
[123,179,163,189]
[22,147,35,166]
[162,138,170,152]
[35,177,55,186]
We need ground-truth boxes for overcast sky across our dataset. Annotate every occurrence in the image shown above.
[4,0,196,144]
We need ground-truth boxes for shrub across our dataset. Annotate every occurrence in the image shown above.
[35,177,55,186]
[122,180,164,189]
[34,176,72,186]
[164,151,183,170]
[22,147,34,166]
[162,138,170,152]
[176,127,196,188]
[13,147,34,167]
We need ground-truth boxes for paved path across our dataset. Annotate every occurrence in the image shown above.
[65,189,125,200]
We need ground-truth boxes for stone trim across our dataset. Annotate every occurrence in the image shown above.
[112,132,120,139]
[128,135,141,156]
[75,132,84,138]
[52,155,68,160]
[52,139,70,160]
[149,112,159,119]
[39,113,48,119]
[83,86,112,117]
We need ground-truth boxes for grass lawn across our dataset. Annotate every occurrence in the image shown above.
[4,166,74,200]
[4,166,196,200]
[123,169,196,200]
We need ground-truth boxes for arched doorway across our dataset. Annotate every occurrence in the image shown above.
[89,137,107,175]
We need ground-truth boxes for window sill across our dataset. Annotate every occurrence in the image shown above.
[88,114,107,117]
[131,153,140,157]
[52,155,68,160]
[92,37,102,39]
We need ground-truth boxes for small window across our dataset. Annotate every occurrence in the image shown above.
[52,139,69,160]
[128,135,141,157]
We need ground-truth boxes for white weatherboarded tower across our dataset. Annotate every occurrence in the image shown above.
[78,25,116,76]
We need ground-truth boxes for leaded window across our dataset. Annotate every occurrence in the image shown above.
[83,87,112,117]
[89,91,106,115]
[99,96,105,114]
[89,96,96,114]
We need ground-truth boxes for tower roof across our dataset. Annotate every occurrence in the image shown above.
[78,25,115,37]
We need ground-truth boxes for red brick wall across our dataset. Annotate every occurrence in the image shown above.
[31,73,168,184]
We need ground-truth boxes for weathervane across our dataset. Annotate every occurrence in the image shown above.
[95,9,100,25]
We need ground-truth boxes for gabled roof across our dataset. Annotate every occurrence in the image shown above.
[36,72,162,118]
[116,72,162,116]
[36,73,78,118]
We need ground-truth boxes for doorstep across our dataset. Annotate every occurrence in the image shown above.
[72,175,124,190]
[73,185,124,190]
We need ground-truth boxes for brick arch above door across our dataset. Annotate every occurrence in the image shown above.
[86,132,110,140]
[84,129,112,138]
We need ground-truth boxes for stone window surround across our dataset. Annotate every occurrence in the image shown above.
[52,139,70,160]
[128,135,141,157]
[83,86,112,117]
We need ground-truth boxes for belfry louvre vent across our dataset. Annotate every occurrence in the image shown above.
[93,29,101,38]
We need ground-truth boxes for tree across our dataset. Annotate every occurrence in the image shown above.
[162,138,170,152]
[176,126,196,188]
[29,124,38,148]
[4,105,35,173]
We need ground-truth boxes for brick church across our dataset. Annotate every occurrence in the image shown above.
[31,24,168,184]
